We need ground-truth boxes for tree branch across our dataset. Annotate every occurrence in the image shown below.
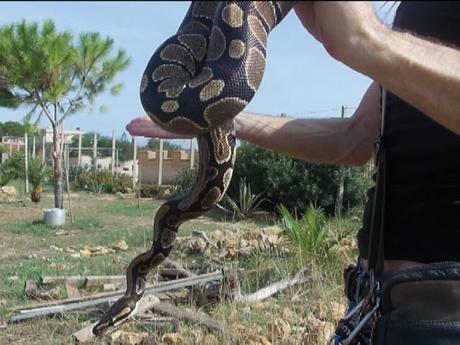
[57,40,111,125]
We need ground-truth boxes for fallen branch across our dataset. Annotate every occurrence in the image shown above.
[152,301,224,331]
[40,275,87,286]
[40,262,194,288]
[72,294,160,344]
[11,271,223,322]
[232,266,316,304]
[163,258,196,277]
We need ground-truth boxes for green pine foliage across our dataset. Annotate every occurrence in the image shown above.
[0,19,130,209]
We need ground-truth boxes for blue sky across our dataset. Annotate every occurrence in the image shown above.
[0,1,397,146]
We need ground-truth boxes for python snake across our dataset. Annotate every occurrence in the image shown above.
[93,1,294,335]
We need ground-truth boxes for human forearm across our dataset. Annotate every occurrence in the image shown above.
[235,112,348,164]
[235,82,379,166]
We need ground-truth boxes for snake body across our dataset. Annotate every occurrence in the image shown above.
[93,1,294,335]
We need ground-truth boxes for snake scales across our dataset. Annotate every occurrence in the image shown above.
[93,1,294,335]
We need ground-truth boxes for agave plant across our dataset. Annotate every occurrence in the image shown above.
[28,158,49,203]
[218,177,269,220]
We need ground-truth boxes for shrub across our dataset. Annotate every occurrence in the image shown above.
[229,142,372,215]
[74,169,131,194]
[171,167,197,197]
[139,183,166,198]
[0,162,12,186]
[0,143,7,155]
[1,150,25,180]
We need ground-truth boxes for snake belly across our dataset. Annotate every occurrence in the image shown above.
[93,1,294,335]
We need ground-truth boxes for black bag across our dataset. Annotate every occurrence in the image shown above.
[330,88,460,345]
[375,263,460,345]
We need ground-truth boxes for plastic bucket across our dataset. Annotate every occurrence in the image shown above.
[43,208,66,227]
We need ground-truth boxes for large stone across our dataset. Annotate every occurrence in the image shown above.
[0,186,17,199]
[110,330,148,345]
[162,333,185,345]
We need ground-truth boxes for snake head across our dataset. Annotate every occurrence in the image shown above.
[92,297,138,336]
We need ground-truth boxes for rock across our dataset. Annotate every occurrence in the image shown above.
[49,245,63,252]
[112,240,129,251]
[247,335,272,345]
[161,333,185,345]
[267,318,291,342]
[0,186,17,200]
[183,237,207,255]
[79,245,115,257]
[79,249,92,257]
[110,330,148,345]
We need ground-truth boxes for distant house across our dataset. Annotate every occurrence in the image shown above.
[1,135,25,150]
[138,149,197,185]
[1,136,25,162]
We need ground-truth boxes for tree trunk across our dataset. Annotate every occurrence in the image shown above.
[52,124,64,209]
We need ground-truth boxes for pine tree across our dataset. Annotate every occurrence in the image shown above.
[0,19,130,209]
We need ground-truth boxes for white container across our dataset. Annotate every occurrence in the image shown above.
[43,208,66,227]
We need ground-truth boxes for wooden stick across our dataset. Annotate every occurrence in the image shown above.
[163,258,196,277]
[152,301,224,331]
[11,271,223,317]
[40,275,87,286]
[24,132,29,194]
[233,266,316,305]
[85,276,124,289]
[64,145,74,223]
[72,294,160,344]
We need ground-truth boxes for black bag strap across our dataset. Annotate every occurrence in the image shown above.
[367,86,388,277]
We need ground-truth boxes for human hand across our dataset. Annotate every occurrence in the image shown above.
[126,116,193,139]
[294,2,383,68]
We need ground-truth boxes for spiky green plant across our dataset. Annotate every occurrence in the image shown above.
[279,203,329,264]
[218,177,269,220]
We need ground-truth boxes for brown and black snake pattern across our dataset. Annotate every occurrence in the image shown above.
[93,1,295,335]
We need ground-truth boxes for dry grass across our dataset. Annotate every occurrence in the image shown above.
[0,188,360,345]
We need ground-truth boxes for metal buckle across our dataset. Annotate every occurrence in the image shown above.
[330,270,381,345]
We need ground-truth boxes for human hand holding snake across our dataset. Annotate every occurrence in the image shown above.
[93,1,295,335]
